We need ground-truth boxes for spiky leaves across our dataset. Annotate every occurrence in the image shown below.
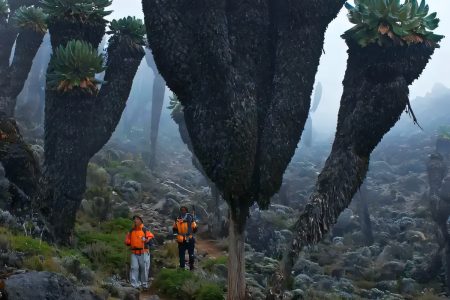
[168,94,183,123]
[106,16,146,54]
[40,0,112,24]
[47,40,105,94]
[343,0,444,47]
[0,0,9,20]
[12,6,47,33]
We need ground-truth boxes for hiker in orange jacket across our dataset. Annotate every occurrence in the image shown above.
[173,206,198,270]
[125,215,154,289]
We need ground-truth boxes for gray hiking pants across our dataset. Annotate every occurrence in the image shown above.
[130,252,150,288]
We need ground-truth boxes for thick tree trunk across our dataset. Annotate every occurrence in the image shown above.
[0,29,45,116]
[41,42,144,243]
[227,207,248,300]
[355,184,373,246]
[0,117,40,216]
[269,42,435,297]
[426,153,450,292]
[148,74,165,168]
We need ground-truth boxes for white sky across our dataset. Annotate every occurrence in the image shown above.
[109,0,450,135]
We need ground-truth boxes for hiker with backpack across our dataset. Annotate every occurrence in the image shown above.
[173,206,198,270]
[125,215,154,289]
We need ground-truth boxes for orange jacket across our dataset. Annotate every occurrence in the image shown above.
[125,224,154,254]
[173,214,197,243]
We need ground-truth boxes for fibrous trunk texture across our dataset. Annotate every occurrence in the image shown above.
[41,24,144,243]
[425,153,450,292]
[355,184,373,246]
[227,206,248,300]
[143,0,344,204]
[0,117,40,216]
[0,29,46,117]
[143,0,344,296]
[149,74,165,168]
[269,42,435,296]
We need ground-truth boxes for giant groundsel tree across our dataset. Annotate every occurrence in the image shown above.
[39,0,146,244]
[270,0,443,296]
[142,1,345,298]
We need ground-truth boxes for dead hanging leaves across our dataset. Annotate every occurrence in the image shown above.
[378,22,426,46]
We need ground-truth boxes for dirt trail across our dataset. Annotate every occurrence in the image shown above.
[195,238,225,258]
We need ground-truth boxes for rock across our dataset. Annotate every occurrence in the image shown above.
[118,180,142,202]
[3,271,101,300]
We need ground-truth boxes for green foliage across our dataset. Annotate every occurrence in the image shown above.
[12,6,47,33]
[201,256,227,272]
[153,269,195,299]
[168,94,184,122]
[75,218,132,274]
[195,283,225,300]
[343,0,444,47]
[47,40,105,94]
[23,255,62,272]
[106,16,146,53]
[154,268,225,300]
[438,125,450,140]
[0,0,9,18]
[40,0,112,24]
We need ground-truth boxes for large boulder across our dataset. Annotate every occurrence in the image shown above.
[3,271,101,300]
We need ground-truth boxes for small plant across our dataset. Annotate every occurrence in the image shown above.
[153,269,195,299]
[195,283,225,300]
[12,6,47,33]
[40,0,112,24]
[201,256,227,272]
[106,16,146,53]
[438,125,450,140]
[168,94,183,122]
[47,40,105,94]
[0,0,9,19]
[0,233,10,252]
[343,0,443,47]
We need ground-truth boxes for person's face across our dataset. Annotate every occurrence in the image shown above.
[134,217,142,226]
[180,207,187,215]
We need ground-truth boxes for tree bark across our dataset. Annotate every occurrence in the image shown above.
[0,117,40,216]
[148,74,165,168]
[0,29,45,116]
[227,205,248,300]
[41,24,144,243]
[143,0,345,204]
[425,153,450,292]
[355,184,373,246]
[269,42,436,296]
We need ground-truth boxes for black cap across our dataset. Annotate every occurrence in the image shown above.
[132,215,143,223]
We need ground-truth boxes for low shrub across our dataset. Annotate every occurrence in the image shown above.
[195,283,224,300]
[202,256,227,272]
[153,269,194,299]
